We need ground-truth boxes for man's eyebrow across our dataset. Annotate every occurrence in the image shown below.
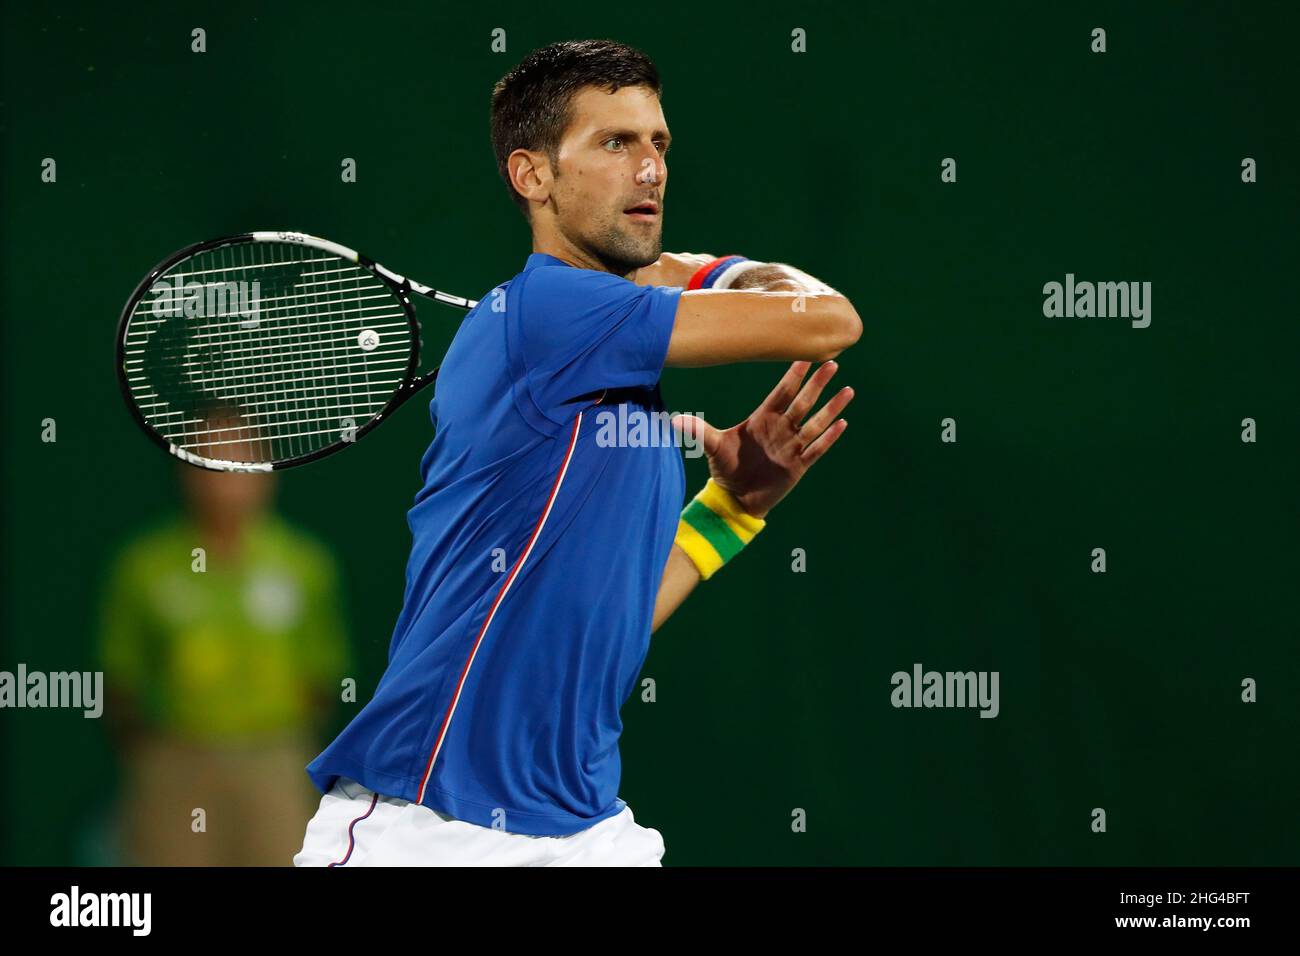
[591,127,673,145]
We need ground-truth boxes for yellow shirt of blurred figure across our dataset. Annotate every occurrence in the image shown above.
[98,514,351,743]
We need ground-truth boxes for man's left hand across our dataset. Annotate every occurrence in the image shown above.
[670,361,855,519]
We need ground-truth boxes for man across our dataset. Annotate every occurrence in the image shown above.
[101,412,351,865]
[295,38,861,866]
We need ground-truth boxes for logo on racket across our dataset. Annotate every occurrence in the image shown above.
[357,329,380,351]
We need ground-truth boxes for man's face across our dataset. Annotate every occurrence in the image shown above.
[545,84,671,275]
[179,416,276,523]
[182,466,276,522]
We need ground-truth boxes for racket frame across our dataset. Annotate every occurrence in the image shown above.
[115,231,475,473]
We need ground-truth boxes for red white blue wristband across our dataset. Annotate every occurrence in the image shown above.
[687,255,762,290]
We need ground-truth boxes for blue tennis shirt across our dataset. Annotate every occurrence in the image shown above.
[306,252,686,836]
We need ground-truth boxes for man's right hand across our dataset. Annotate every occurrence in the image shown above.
[632,252,717,288]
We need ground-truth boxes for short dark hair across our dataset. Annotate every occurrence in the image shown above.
[490,39,662,220]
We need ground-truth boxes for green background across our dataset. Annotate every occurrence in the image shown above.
[2,1,1296,865]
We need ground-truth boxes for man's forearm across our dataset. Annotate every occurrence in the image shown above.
[651,543,702,633]
[646,257,834,635]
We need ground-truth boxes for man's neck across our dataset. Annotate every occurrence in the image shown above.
[531,233,633,279]
[193,513,259,563]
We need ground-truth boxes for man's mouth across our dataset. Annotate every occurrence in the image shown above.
[623,200,659,222]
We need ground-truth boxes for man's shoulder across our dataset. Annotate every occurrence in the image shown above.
[115,516,188,561]
[103,517,192,589]
[517,260,635,302]
[254,515,335,567]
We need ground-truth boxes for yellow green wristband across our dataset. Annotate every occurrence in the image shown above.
[674,479,766,580]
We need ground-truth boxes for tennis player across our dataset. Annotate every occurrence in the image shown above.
[294,39,862,866]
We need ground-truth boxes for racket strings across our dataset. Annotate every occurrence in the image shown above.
[122,240,415,464]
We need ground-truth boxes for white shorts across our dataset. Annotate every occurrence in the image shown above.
[293,777,666,867]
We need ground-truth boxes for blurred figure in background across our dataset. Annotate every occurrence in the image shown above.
[97,409,351,865]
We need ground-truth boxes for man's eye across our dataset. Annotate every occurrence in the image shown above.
[604,137,623,150]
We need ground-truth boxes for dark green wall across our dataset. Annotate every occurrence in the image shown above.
[2,1,1296,865]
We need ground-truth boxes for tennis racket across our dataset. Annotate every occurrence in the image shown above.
[116,231,478,472]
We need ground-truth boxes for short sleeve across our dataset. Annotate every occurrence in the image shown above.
[515,265,682,425]
[97,552,150,697]
[297,549,352,692]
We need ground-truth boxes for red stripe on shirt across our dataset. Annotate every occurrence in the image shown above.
[415,412,585,804]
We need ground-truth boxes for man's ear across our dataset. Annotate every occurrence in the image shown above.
[508,148,553,208]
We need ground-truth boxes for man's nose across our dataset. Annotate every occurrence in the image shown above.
[635,151,665,186]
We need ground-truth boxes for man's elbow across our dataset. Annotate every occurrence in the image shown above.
[815,300,862,361]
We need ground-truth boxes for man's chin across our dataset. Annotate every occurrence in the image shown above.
[625,233,662,269]
[583,222,662,274]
